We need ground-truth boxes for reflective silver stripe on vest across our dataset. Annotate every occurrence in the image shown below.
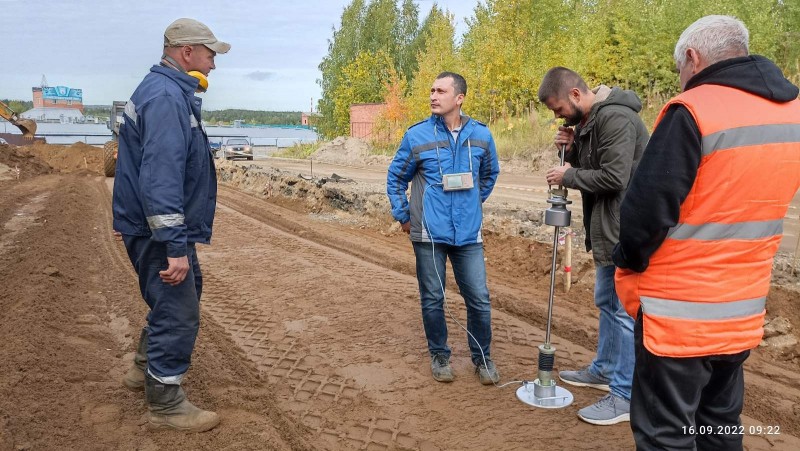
[190,115,199,128]
[641,296,766,320]
[147,213,185,230]
[702,123,800,156]
[667,219,783,240]
[124,100,138,125]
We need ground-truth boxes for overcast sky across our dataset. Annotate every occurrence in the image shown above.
[0,0,481,111]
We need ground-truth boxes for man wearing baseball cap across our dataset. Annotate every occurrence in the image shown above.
[113,18,229,432]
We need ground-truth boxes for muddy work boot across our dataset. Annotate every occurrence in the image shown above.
[430,353,454,382]
[122,328,148,391]
[475,359,500,385]
[144,374,220,432]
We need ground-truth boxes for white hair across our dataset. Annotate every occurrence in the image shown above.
[674,15,749,66]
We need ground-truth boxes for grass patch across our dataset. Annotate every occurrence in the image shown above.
[367,142,400,157]
[490,109,555,159]
[272,142,320,159]
[487,103,661,171]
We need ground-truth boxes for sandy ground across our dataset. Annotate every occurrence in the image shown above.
[1,142,799,450]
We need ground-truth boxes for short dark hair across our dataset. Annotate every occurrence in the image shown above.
[537,67,589,102]
[436,71,467,96]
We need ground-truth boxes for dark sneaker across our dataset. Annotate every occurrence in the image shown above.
[475,359,500,385]
[431,354,454,382]
[578,394,630,425]
[558,366,610,391]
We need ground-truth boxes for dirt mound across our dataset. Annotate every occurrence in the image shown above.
[24,142,106,175]
[217,160,391,227]
[0,144,53,180]
[500,151,560,175]
[311,136,374,166]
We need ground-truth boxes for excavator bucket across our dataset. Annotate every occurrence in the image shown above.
[0,99,37,139]
[13,119,37,139]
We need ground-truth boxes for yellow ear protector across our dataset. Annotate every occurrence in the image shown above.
[187,71,209,93]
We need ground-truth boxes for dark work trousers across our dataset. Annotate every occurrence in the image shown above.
[123,235,202,382]
[631,312,749,451]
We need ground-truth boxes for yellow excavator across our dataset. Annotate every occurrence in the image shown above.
[0,100,37,139]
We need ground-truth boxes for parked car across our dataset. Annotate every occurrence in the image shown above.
[220,138,253,160]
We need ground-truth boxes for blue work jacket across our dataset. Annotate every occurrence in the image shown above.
[387,114,500,245]
[112,65,217,257]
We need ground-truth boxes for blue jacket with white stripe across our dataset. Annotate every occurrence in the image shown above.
[112,65,217,258]
[387,114,500,245]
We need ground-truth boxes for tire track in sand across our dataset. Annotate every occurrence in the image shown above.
[202,190,632,451]
[201,188,800,450]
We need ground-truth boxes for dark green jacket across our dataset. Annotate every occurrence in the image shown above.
[563,86,649,266]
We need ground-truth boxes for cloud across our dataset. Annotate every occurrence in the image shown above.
[246,71,277,81]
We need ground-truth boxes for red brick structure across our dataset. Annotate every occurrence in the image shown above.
[301,112,321,127]
[349,103,386,139]
[32,86,84,113]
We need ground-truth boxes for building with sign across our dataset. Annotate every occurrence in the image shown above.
[32,85,84,112]
[21,78,85,123]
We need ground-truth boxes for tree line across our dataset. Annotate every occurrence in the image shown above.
[316,0,800,141]
[85,106,302,126]
[3,101,303,127]
[202,110,302,126]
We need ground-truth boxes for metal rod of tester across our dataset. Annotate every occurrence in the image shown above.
[544,143,568,346]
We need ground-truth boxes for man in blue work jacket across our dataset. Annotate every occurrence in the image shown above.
[387,72,501,385]
[112,18,229,432]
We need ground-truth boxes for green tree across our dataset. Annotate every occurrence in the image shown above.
[395,0,422,83]
[330,50,397,136]
[318,0,367,138]
[319,0,424,138]
[465,0,589,119]
[776,0,800,84]
[374,68,412,148]
[361,0,400,57]
[318,0,799,142]
[407,7,459,121]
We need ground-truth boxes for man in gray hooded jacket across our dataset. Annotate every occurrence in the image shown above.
[538,67,649,425]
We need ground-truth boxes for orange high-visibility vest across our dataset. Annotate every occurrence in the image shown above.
[615,84,800,358]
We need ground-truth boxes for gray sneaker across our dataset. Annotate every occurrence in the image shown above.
[578,394,630,425]
[475,359,500,385]
[431,354,454,382]
[558,366,610,391]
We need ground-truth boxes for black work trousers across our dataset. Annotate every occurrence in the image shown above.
[630,313,750,451]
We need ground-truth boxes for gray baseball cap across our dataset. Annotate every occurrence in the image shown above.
[163,18,231,54]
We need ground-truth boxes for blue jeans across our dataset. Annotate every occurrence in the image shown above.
[412,242,492,365]
[123,235,202,382]
[588,264,635,400]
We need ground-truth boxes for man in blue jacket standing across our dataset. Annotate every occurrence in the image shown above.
[113,18,229,432]
[387,72,501,385]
